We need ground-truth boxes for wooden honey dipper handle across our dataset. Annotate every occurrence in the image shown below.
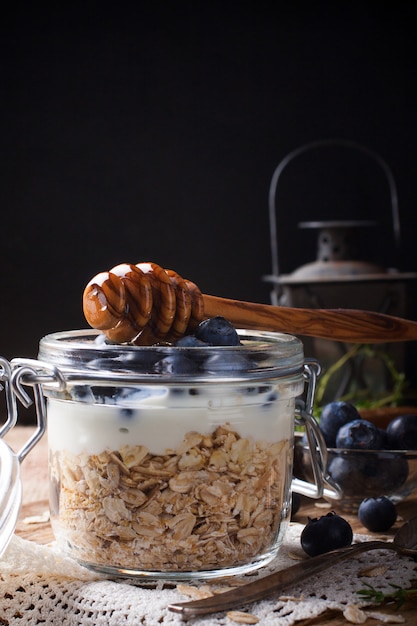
[203,294,417,344]
[83,262,417,344]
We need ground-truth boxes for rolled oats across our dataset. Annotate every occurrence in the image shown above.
[50,424,290,572]
[343,605,367,624]
[226,610,260,624]
[358,564,388,577]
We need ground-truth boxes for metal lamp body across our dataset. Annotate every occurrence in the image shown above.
[264,140,417,403]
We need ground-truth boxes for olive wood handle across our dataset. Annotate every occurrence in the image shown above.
[203,294,417,344]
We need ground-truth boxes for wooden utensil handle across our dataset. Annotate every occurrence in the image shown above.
[203,294,417,343]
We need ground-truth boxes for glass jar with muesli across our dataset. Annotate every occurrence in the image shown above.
[10,329,339,580]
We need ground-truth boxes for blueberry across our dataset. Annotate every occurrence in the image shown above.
[244,385,273,397]
[327,455,367,495]
[90,386,118,403]
[175,335,207,347]
[194,316,240,346]
[386,414,417,450]
[122,351,160,372]
[153,354,197,375]
[358,496,397,532]
[300,511,353,556]
[335,419,384,450]
[70,385,95,403]
[319,401,361,447]
[327,451,408,496]
[262,391,278,409]
[203,352,251,373]
[115,387,156,404]
[370,453,409,491]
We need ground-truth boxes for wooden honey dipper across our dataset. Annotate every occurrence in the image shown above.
[83,261,417,345]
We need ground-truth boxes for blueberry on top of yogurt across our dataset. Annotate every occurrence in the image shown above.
[194,316,241,346]
[153,354,198,375]
[175,335,207,347]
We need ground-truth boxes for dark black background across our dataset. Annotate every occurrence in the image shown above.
[1,3,416,366]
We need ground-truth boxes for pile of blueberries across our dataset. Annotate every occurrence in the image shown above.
[319,400,417,451]
[319,400,416,506]
[298,401,417,556]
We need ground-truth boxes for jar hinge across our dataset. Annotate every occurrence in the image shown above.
[293,359,341,500]
[7,359,65,462]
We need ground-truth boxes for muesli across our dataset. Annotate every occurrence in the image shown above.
[50,424,290,571]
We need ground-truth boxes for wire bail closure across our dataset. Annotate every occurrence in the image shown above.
[293,360,341,500]
[4,358,65,462]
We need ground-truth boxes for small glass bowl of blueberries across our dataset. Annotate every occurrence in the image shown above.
[295,401,417,512]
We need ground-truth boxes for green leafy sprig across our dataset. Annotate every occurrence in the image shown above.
[357,582,417,610]
[314,343,409,413]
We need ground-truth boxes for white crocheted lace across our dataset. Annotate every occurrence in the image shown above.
[1,524,416,625]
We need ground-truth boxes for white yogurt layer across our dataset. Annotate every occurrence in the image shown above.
[47,383,297,456]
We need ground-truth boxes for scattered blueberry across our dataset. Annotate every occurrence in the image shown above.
[386,414,417,450]
[319,401,361,447]
[300,511,353,556]
[335,419,384,450]
[358,496,397,532]
[194,316,241,346]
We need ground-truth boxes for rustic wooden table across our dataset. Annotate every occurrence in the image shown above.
[5,426,417,626]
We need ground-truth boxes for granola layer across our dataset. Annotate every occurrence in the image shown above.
[50,424,290,572]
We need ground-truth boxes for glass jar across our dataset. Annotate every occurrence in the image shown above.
[8,329,338,580]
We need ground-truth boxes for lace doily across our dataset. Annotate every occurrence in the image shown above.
[1,523,416,625]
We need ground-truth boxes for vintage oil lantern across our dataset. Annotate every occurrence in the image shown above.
[263,140,417,403]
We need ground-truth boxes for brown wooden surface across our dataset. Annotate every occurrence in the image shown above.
[7,427,417,625]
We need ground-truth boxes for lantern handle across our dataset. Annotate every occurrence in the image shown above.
[266,139,400,300]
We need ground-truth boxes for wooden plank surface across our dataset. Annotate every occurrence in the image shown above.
[7,427,417,625]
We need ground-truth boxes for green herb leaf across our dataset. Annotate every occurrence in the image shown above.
[357,582,417,610]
